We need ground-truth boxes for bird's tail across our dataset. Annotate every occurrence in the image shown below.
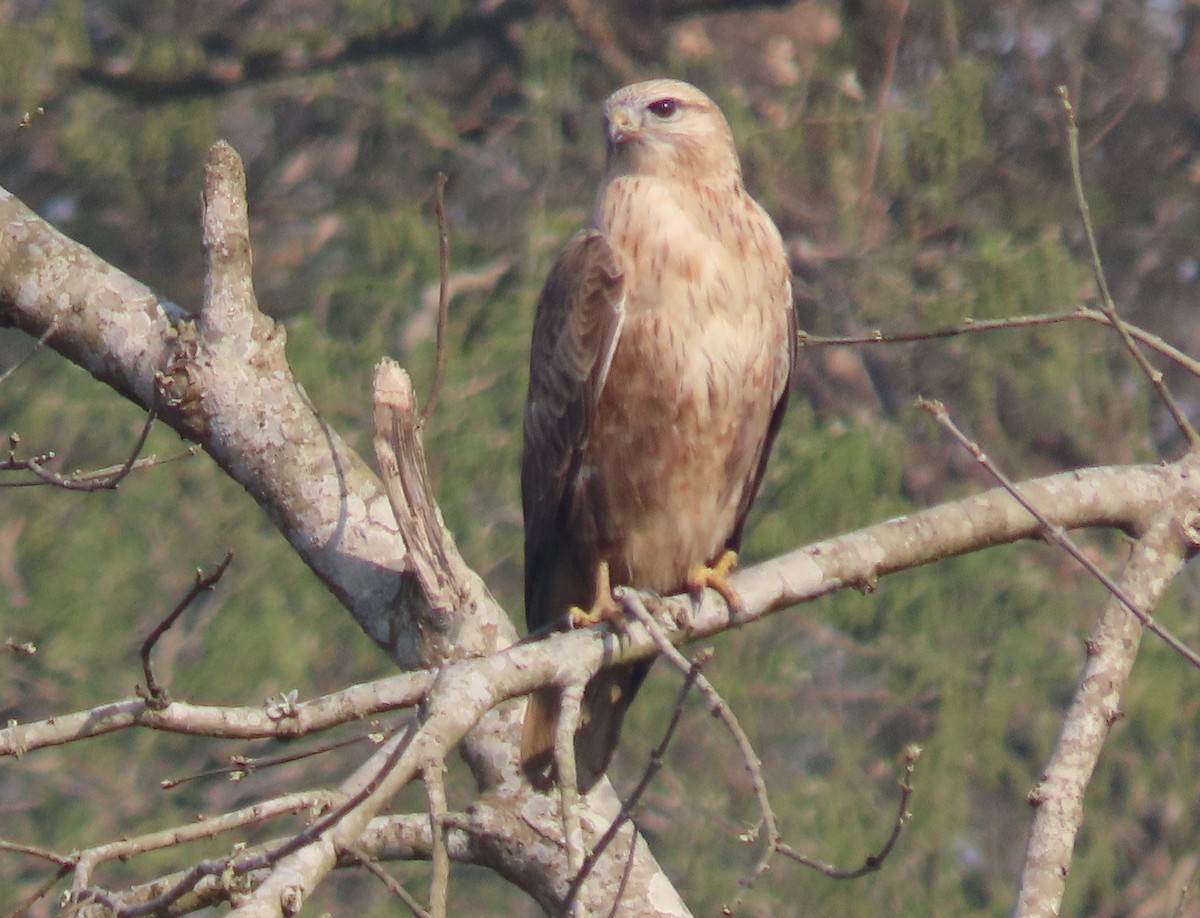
[520,664,644,792]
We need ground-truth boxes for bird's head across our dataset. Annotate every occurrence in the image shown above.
[602,79,742,185]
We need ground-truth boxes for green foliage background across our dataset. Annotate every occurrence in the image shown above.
[3,1,1200,915]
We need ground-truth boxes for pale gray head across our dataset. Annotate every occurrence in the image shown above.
[602,79,742,185]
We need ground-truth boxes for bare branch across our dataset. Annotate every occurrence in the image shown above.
[0,406,165,492]
[776,744,920,879]
[0,447,196,489]
[799,307,1200,379]
[73,722,424,917]
[0,315,56,384]
[425,763,450,918]
[373,359,465,632]
[58,811,480,917]
[617,592,778,910]
[216,719,427,916]
[1015,511,1196,916]
[140,551,234,706]
[0,190,177,412]
[562,645,708,915]
[919,397,1200,668]
[420,171,451,424]
[555,680,588,911]
[17,440,1182,912]
[3,864,69,918]
[914,397,1200,915]
[1059,86,1199,445]
[3,451,1187,913]
[342,844,432,918]
[1,671,433,756]
[0,840,74,868]
[161,729,385,790]
[859,0,908,214]
[69,792,342,893]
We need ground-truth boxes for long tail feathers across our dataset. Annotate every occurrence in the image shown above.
[520,666,638,793]
[520,687,561,790]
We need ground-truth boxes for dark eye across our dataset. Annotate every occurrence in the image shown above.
[647,98,679,119]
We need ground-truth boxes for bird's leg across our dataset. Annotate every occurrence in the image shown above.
[687,549,744,614]
[567,560,624,628]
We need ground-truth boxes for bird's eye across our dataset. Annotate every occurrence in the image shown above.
[647,98,679,119]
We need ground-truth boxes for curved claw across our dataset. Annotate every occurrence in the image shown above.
[686,549,744,614]
[566,561,623,627]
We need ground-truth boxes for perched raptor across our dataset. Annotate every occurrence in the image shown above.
[521,78,796,791]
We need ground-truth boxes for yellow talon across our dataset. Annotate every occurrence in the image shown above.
[687,549,743,612]
[567,561,623,627]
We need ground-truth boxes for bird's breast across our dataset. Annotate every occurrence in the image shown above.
[576,187,790,594]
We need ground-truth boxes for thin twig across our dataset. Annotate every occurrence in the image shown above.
[0,446,196,489]
[0,840,75,867]
[859,0,908,216]
[605,828,640,918]
[918,397,1200,669]
[69,720,420,916]
[613,590,918,906]
[0,406,166,491]
[799,307,1200,379]
[615,592,778,911]
[777,744,921,878]
[0,316,57,384]
[0,840,74,918]
[343,844,432,918]
[161,728,383,789]
[139,551,234,706]
[420,172,451,424]
[3,864,70,918]
[561,638,709,916]
[1059,86,1199,446]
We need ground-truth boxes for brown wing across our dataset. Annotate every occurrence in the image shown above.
[521,229,624,633]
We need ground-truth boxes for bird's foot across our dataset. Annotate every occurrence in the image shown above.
[567,561,624,628]
[687,549,744,615]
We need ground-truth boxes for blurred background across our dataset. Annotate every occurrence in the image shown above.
[3,1,1200,914]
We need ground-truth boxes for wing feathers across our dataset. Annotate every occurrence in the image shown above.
[522,230,625,624]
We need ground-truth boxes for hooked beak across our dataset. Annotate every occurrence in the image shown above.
[606,105,636,148]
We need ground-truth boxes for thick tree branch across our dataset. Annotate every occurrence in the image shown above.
[37,458,1196,912]
[0,152,680,917]
[4,446,1192,913]
[1014,507,1200,916]
[0,670,433,755]
[6,140,1200,916]
[0,188,176,409]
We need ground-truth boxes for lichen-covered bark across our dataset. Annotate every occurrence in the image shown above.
[0,150,690,917]
[5,145,1198,916]
[1013,473,1200,917]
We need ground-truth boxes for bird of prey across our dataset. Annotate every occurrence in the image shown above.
[520,78,796,792]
